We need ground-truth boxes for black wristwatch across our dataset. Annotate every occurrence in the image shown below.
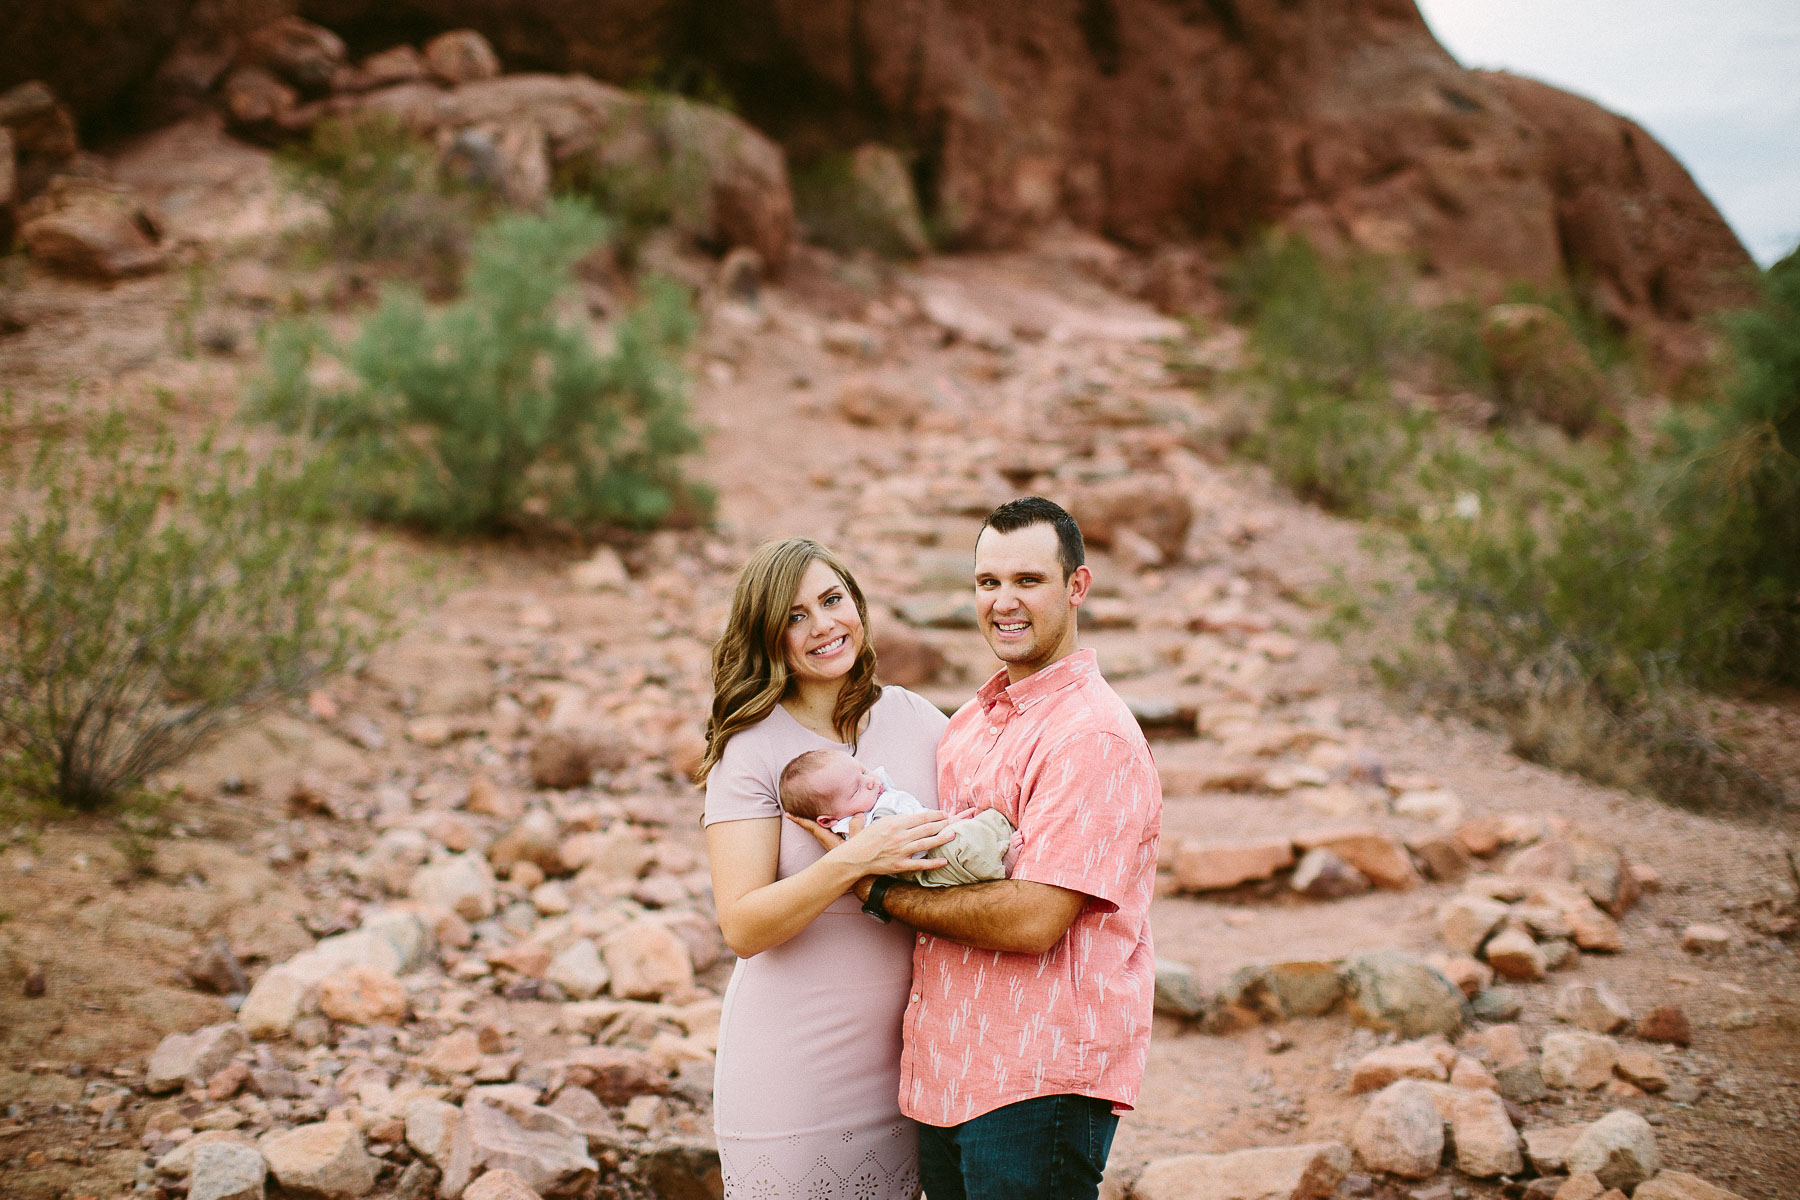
[862,875,900,923]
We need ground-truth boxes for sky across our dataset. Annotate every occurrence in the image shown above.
[1414,0,1800,266]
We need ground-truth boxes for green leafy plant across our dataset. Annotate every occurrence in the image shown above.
[277,114,485,287]
[254,197,712,536]
[0,409,383,811]
[1203,233,1797,811]
[1222,234,1428,517]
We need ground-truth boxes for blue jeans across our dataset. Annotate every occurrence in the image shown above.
[917,1093,1119,1200]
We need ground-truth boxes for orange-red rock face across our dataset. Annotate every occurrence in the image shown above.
[4,0,1755,330]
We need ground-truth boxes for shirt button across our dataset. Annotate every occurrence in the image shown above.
[918,935,926,944]
[911,994,920,1003]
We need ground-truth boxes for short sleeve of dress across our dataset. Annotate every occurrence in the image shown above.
[703,733,781,826]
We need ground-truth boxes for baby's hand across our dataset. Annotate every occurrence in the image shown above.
[846,813,870,836]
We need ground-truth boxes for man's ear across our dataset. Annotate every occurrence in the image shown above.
[1067,564,1093,606]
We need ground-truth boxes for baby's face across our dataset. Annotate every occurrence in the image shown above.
[808,753,884,824]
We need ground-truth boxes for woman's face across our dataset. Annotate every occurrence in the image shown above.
[781,558,865,690]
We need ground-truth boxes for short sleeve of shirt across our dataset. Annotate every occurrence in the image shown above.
[1007,730,1160,913]
[702,734,780,826]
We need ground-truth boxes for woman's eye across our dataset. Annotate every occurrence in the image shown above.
[823,593,840,606]
[788,611,805,624]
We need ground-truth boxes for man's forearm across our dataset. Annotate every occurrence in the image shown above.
[864,877,1082,955]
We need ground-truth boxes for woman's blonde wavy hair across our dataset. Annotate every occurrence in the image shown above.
[695,538,881,786]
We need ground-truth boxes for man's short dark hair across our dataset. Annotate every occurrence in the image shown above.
[981,496,1085,580]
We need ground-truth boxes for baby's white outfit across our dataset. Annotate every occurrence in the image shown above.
[831,767,1016,888]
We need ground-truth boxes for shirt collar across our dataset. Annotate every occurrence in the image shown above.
[976,648,1099,715]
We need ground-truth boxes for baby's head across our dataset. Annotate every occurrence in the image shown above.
[779,748,883,827]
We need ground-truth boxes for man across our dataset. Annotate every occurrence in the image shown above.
[854,496,1163,1199]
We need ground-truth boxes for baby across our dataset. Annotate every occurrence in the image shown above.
[778,748,1016,888]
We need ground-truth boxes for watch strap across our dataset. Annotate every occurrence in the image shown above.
[861,875,899,923]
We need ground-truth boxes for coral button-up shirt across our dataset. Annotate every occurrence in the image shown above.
[899,649,1162,1127]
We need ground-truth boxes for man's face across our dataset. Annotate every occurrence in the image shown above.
[973,522,1091,682]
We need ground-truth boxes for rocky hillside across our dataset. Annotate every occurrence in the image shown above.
[2,0,1755,361]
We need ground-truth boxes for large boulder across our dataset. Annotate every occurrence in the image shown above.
[353,74,793,270]
[240,16,346,94]
[18,176,166,279]
[1339,949,1466,1038]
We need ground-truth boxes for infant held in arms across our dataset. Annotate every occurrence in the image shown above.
[779,748,1017,887]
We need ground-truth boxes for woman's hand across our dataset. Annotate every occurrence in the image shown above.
[786,810,953,876]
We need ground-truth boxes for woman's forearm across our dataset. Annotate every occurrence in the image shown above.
[715,849,867,957]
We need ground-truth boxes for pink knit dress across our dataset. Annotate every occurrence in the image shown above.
[703,687,947,1200]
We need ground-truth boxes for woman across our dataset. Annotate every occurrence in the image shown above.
[700,538,954,1199]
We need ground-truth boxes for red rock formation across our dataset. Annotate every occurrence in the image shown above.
[3,0,1756,334]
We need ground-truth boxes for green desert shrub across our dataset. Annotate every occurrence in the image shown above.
[1208,233,1796,810]
[1222,234,1427,516]
[1399,253,1800,809]
[278,114,485,285]
[0,410,380,811]
[1653,249,1800,686]
[254,197,712,537]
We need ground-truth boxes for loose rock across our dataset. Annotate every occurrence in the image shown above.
[147,1022,249,1094]
[1540,1030,1619,1091]
[1680,924,1730,954]
[1349,1039,1451,1093]
[464,1169,544,1200]
[424,31,502,85]
[190,1142,268,1200]
[1483,927,1547,982]
[1340,950,1466,1038]
[1438,896,1510,956]
[1154,959,1208,1019]
[261,1122,379,1198]
[1553,982,1632,1033]
[602,922,695,1000]
[1132,1141,1351,1200]
[439,1094,598,1199]
[546,940,609,1001]
[1636,1005,1692,1045]
[317,964,407,1025]
[1443,1087,1523,1177]
[1293,829,1419,890]
[406,1098,461,1167]
[1172,839,1294,892]
[410,853,498,922]
[1290,848,1371,899]
[1565,1109,1660,1192]
[1351,1080,1443,1178]
[1635,1172,1750,1200]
